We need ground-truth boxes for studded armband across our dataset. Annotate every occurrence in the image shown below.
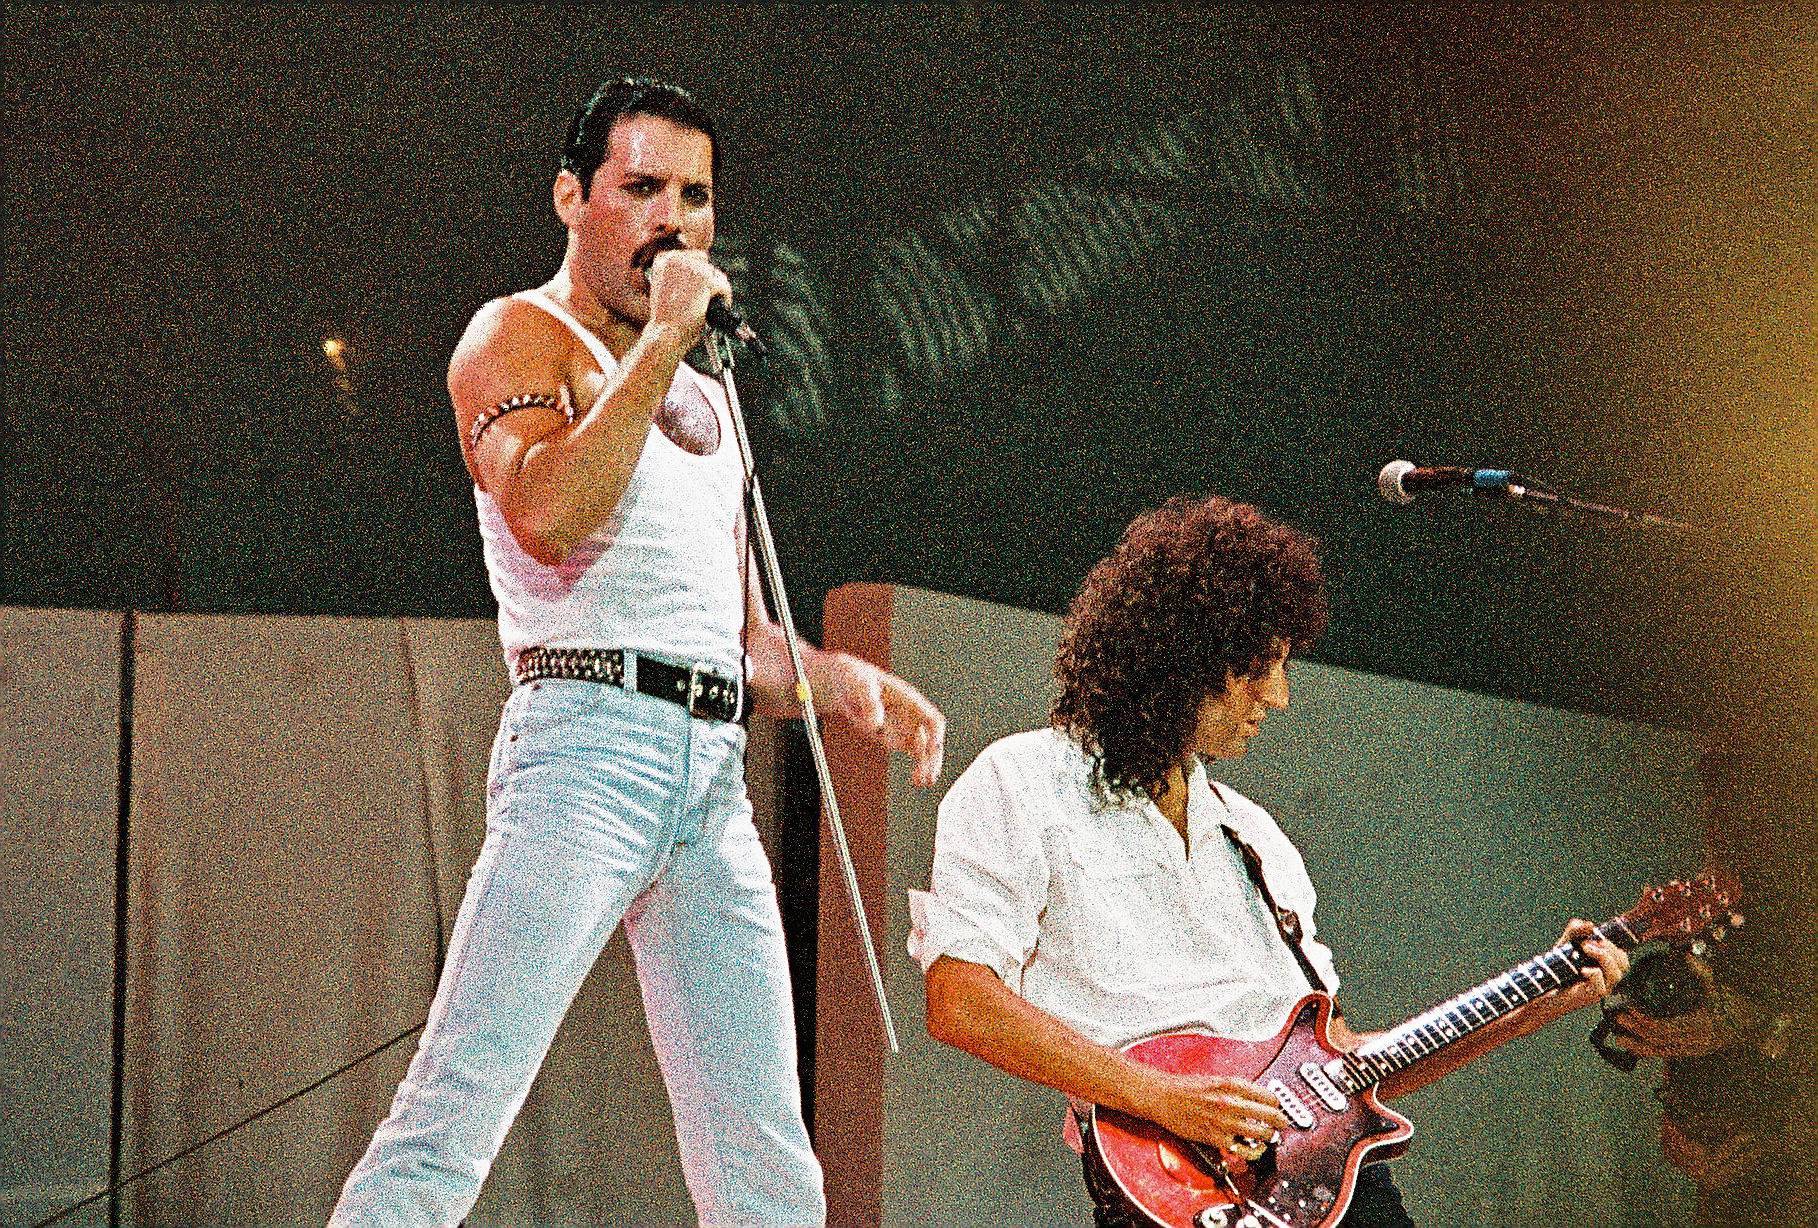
[469,391,572,451]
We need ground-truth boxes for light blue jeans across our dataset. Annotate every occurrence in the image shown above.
[331,677,824,1226]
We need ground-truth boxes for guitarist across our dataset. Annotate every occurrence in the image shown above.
[908,494,1631,1227]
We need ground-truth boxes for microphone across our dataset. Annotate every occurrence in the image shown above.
[706,296,767,356]
[1377,459,1698,532]
[1376,459,1513,506]
[641,235,767,355]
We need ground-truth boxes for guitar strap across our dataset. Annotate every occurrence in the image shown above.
[1221,823,1332,995]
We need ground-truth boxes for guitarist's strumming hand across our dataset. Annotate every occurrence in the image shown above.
[1132,1069,1293,1155]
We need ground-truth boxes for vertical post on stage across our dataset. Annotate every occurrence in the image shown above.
[701,326,902,1055]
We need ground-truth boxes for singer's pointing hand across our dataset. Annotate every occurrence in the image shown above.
[811,652,947,788]
[647,248,729,344]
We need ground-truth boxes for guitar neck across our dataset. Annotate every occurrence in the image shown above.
[1345,915,1639,1090]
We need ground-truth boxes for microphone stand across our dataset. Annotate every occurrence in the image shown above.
[701,327,902,1054]
[1494,477,1697,535]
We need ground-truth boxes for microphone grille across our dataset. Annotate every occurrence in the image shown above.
[1377,459,1418,506]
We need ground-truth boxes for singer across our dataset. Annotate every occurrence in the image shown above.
[331,78,945,1226]
[908,495,1628,1227]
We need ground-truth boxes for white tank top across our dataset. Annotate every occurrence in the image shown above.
[475,288,746,675]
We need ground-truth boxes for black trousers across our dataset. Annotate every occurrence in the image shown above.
[1079,1120,1416,1228]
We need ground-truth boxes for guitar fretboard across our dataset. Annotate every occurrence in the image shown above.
[1342,916,1637,1090]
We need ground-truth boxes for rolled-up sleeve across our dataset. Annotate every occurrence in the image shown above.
[906,745,1049,987]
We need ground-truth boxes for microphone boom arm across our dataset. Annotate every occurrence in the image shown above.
[1379,459,1696,534]
[1500,479,1696,534]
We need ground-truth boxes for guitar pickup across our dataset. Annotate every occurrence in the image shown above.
[1321,1059,1358,1095]
[1298,1062,1349,1111]
[1265,1078,1317,1129]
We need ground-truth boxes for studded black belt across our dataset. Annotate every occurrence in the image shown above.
[514,647,746,723]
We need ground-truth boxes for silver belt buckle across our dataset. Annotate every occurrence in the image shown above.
[685,664,742,720]
[686,662,710,718]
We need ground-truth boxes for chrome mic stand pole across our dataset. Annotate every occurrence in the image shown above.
[701,328,901,1054]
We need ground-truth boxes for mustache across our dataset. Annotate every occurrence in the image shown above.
[633,233,689,270]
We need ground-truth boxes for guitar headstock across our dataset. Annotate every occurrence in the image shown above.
[1615,868,1744,946]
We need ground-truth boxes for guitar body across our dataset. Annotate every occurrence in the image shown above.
[1091,994,1412,1228]
[1086,871,1739,1227]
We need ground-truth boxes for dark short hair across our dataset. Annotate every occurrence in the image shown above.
[1051,495,1329,802]
[560,77,718,198]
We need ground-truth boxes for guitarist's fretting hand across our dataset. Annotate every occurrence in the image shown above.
[1544,919,1632,1019]
[1133,1070,1294,1155]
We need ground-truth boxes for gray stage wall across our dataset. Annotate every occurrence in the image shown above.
[0,609,123,1228]
[1,607,802,1227]
[818,584,1704,1227]
[0,592,1717,1226]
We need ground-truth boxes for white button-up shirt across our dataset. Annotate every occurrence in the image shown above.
[908,728,1340,1048]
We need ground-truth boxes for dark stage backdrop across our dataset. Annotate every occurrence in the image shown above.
[5,4,1813,741]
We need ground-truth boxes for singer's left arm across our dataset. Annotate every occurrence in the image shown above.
[741,548,946,787]
[1337,920,1630,1099]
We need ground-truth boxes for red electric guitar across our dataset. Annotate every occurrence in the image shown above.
[1088,870,1741,1228]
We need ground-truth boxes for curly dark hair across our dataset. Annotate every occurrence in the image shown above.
[1051,495,1329,802]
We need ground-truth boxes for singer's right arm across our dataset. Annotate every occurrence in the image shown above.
[449,299,700,567]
